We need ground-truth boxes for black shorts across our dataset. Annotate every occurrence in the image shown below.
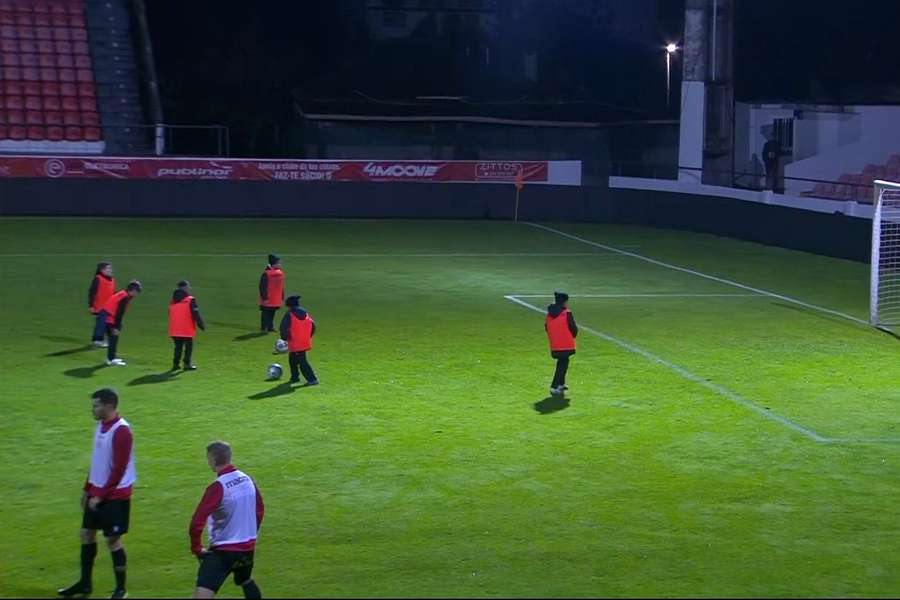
[196,550,255,592]
[82,499,130,537]
[551,349,575,359]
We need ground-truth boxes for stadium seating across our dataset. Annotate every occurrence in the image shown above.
[805,154,900,203]
[0,0,103,152]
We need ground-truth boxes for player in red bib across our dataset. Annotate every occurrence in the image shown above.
[189,441,264,599]
[545,291,578,396]
[59,388,135,600]
[258,254,284,333]
[88,262,115,347]
[279,295,319,385]
[94,280,143,367]
[168,280,206,371]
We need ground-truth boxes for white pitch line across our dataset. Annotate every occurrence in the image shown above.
[510,293,763,298]
[523,222,869,327]
[0,251,613,258]
[504,294,829,443]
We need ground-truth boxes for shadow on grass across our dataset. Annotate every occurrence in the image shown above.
[64,364,107,379]
[247,382,295,400]
[40,334,89,345]
[534,395,570,414]
[207,320,254,331]
[127,370,182,386]
[45,344,96,357]
[234,332,268,342]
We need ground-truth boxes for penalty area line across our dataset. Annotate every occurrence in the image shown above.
[504,294,829,443]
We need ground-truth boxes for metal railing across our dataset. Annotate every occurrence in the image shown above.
[100,124,230,156]
[610,161,881,204]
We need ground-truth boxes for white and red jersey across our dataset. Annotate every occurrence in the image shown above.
[84,415,135,500]
[189,465,264,555]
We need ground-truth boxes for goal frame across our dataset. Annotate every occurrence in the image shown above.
[870,179,900,326]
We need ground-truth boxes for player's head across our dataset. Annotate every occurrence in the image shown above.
[126,279,143,297]
[177,279,191,293]
[285,295,301,308]
[268,253,281,269]
[206,441,232,471]
[96,261,112,277]
[554,291,569,307]
[91,388,119,420]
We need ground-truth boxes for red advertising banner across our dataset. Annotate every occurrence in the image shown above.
[0,156,563,184]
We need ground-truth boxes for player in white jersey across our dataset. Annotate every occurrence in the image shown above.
[59,388,135,600]
[189,441,265,599]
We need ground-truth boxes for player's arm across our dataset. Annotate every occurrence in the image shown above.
[310,318,316,337]
[88,277,99,308]
[258,272,268,301]
[278,312,291,340]
[190,298,206,330]
[254,484,265,530]
[567,312,578,337]
[189,481,223,556]
[95,425,133,499]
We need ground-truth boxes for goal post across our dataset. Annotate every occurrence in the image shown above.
[870,180,900,327]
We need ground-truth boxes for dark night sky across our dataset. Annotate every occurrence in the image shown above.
[145,0,899,156]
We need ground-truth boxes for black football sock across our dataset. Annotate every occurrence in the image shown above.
[80,542,97,586]
[111,548,127,590]
[242,579,262,599]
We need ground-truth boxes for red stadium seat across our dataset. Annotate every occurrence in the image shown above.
[21,66,38,80]
[4,65,20,79]
[62,110,79,125]
[84,126,101,141]
[40,81,60,96]
[34,13,50,26]
[54,40,71,53]
[64,125,82,140]
[56,53,73,68]
[72,41,87,54]
[0,13,13,26]
[43,95,60,110]
[24,95,40,110]
[69,14,84,28]
[82,111,98,126]
[4,80,22,95]
[33,2,50,13]
[27,124,44,139]
[1,38,15,52]
[0,125,7,138]
[61,95,77,110]
[38,53,54,67]
[15,14,31,26]
[78,96,95,112]
[1,53,17,66]
[50,13,66,26]
[58,67,74,81]
[71,28,86,42]
[49,4,66,15]
[74,54,90,68]
[44,110,61,125]
[39,67,56,81]
[26,110,42,124]
[75,68,91,82]
[77,82,94,97]
[46,124,63,140]
[59,81,76,96]
[23,80,39,95]
[66,4,82,15]
[35,26,51,40]
[9,124,26,139]
[52,26,70,41]
[35,39,52,53]
[7,109,23,123]
[5,95,23,109]
[17,25,35,39]
[20,52,37,66]
[0,25,14,38]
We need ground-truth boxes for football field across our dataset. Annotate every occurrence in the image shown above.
[2,217,899,598]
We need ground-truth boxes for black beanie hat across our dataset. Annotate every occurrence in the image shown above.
[95,261,111,274]
[268,254,280,265]
[554,291,569,304]
[285,295,301,307]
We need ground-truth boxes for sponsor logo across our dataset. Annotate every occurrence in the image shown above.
[225,475,250,488]
[475,162,523,179]
[156,166,233,178]
[363,163,441,178]
[44,159,66,178]
[84,162,130,172]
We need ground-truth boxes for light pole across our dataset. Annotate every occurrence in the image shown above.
[665,43,678,109]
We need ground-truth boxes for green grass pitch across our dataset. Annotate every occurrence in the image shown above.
[2,217,899,598]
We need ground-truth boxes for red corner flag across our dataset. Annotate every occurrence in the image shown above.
[514,169,524,192]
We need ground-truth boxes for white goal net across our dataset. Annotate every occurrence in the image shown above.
[870,180,900,327]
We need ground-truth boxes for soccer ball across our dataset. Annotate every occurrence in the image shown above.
[275,339,288,353]
[267,363,283,380]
